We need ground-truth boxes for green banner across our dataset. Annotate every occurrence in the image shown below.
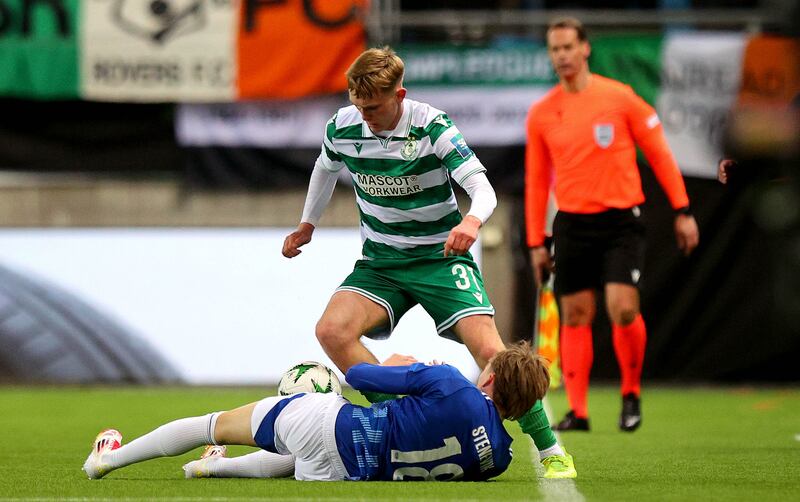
[589,34,663,106]
[399,43,557,86]
[0,0,79,98]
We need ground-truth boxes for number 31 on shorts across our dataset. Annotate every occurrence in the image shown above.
[451,264,479,291]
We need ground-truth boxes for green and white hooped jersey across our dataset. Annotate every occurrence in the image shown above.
[317,99,486,260]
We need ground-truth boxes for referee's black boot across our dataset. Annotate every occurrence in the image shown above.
[619,393,642,432]
[552,411,590,431]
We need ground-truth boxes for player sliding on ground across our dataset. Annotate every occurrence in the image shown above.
[83,343,549,481]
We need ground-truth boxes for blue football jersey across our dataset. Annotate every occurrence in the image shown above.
[335,363,513,481]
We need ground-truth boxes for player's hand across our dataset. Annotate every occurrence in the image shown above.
[444,215,481,256]
[717,159,737,184]
[674,214,699,256]
[381,354,419,366]
[530,246,553,288]
[282,222,315,258]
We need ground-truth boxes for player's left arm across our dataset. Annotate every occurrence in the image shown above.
[445,172,497,257]
[627,92,700,255]
[426,114,497,256]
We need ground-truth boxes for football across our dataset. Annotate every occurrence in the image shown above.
[278,361,342,396]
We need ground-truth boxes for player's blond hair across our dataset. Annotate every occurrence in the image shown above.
[490,341,550,420]
[346,46,404,99]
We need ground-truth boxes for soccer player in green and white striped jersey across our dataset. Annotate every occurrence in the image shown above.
[316,92,486,261]
[282,47,575,479]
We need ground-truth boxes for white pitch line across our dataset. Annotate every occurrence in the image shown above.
[533,397,584,502]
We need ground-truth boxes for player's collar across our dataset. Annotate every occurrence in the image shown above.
[361,100,412,143]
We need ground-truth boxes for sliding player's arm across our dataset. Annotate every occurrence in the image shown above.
[346,362,466,398]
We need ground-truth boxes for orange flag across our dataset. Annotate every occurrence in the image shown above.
[536,282,561,389]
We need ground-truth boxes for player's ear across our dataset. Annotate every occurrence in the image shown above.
[396,87,407,101]
[583,41,591,61]
[481,373,495,390]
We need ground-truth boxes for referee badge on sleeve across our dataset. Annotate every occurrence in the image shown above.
[593,123,614,149]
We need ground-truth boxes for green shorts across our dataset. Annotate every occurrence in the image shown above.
[337,253,495,343]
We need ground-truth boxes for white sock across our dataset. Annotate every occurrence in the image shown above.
[209,450,295,478]
[539,443,565,460]
[106,413,219,469]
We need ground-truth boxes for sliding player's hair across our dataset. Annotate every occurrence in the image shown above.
[490,341,550,420]
[346,46,404,99]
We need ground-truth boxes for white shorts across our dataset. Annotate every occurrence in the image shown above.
[250,392,349,481]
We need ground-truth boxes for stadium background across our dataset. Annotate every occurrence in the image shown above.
[0,0,797,385]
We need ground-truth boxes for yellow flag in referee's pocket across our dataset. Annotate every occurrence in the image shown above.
[536,283,561,389]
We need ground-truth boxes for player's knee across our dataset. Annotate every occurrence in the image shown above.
[213,410,251,446]
[614,308,639,326]
[315,318,355,350]
[561,298,595,326]
[212,411,235,444]
[562,308,592,326]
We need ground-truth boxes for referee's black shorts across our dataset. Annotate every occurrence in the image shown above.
[552,207,645,295]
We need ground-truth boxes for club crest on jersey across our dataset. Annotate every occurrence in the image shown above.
[401,135,418,160]
[593,123,614,149]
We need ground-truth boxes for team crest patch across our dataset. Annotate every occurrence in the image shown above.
[401,135,418,160]
[593,123,614,149]
[450,133,473,159]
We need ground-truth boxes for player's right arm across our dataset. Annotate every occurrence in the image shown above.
[346,361,468,398]
[282,115,345,258]
[524,107,554,287]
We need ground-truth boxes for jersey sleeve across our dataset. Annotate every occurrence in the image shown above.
[625,90,690,210]
[524,106,553,247]
[300,162,339,226]
[457,171,497,224]
[425,113,486,185]
[317,114,346,173]
[346,363,471,397]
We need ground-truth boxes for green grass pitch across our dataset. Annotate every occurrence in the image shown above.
[0,385,797,500]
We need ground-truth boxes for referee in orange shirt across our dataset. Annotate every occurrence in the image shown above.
[525,18,699,432]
